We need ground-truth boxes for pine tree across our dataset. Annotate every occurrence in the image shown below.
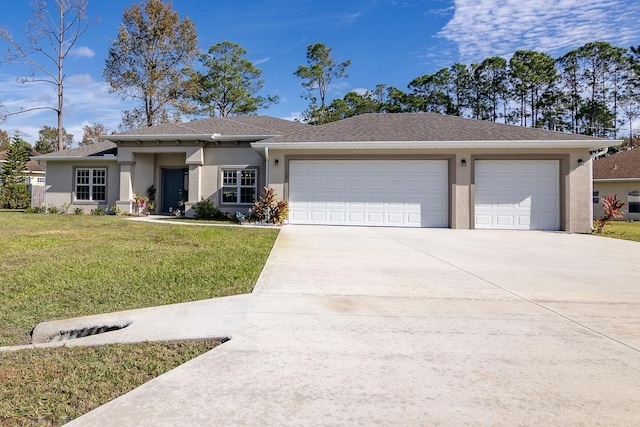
[0,134,31,209]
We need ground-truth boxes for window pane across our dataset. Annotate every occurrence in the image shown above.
[222,170,237,186]
[222,187,237,203]
[93,169,106,185]
[630,203,640,213]
[76,169,89,185]
[77,185,90,200]
[92,186,106,201]
[593,191,599,204]
[241,170,256,186]
[240,187,256,204]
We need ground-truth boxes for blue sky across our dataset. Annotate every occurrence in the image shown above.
[1,0,640,145]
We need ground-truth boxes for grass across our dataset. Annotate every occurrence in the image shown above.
[0,340,222,426]
[0,211,278,425]
[0,212,278,346]
[597,220,640,242]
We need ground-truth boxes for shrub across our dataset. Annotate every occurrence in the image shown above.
[194,198,223,220]
[90,207,106,216]
[594,194,626,233]
[109,205,123,216]
[250,187,288,225]
[47,205,60,214]
[61,202,72,214]
[74,207,84,215]
[24,206,39,214]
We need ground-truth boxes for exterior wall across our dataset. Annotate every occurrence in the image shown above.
[265,147,593,233]
[113,142,265,217]
[200,145,264,215]
[593,181,640,221]
[43,160,119,213]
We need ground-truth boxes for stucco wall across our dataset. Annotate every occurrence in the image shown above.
[265,147,593,232]
[44,161,119,213]
[200,146,264,213]
[593,181,640,221]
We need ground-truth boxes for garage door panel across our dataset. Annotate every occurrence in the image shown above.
[475,160,559,230]
[289,160,448,227]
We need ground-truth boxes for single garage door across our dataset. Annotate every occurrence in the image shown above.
[289,160,448,227]
[475,160,560,230]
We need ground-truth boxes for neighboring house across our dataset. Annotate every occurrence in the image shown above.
[33,113,615,232]
[0,150,46,186]
[593,146,640,221]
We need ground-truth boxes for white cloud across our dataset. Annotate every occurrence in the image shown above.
[66,74,95,85]
[70,46,95,58]
[352,88,369,95]
[254,57,271,65]
[438,0,640,63]
[280,111,303,122]
[0,73,133,146]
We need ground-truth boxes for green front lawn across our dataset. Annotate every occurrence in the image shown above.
[0,213,278,346]
[597,220,640,242]
[0,340,222,426]
[0,212,278,425]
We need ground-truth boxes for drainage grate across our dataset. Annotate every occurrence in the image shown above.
[47,323,132,343]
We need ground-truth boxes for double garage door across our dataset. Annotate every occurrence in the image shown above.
[289,160,448,227]
[288,159,560,230]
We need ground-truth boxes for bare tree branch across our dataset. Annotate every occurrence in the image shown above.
[0,0,98,151]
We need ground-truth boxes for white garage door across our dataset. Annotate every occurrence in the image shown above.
[289,160,448,227]
[475,160,560,230]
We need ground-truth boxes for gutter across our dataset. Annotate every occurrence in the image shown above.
[251,139,621,151]
[31,155,118,162]
[594,178,640,182]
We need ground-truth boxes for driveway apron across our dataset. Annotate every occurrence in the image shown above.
[69,225,640,426]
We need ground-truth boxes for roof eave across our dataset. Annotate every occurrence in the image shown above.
[31,155,117,162]
[104,134,278,142]
[252,139,619,151]
[594,177,640,182]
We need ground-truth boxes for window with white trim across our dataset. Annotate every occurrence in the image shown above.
[222,169,256,204]
[75,168,106,201]
[628,190,640,213]
[593,191,600,204]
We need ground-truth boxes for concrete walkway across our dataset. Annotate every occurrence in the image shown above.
[60,226,640,425]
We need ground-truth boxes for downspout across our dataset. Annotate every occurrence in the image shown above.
[264,146,270,189]
[589,147,609,225]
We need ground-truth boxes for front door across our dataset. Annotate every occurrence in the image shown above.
[162,168,188,214]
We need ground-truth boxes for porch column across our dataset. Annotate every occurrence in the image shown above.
[116,162,135,214]
[185,147,204,218]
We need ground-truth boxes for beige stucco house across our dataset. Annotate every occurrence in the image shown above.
[34,113,615,232]
[593,146,640,221]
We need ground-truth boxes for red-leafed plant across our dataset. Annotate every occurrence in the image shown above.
[250,187,289,225]
[594,194,626,233]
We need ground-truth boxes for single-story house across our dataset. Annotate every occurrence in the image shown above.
[593,146,640,221]
[33,113,616,232]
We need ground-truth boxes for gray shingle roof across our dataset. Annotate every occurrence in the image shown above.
[264,112,607,143]
[0,150,46,172]
[31,141,117,160]
[115,116,308,137]
[593,146,640,180]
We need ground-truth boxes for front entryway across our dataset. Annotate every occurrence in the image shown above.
[162,168,188,214]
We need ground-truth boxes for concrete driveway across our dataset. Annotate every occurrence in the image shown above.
[71,226,640,426]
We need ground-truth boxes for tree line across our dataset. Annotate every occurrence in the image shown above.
[2,0,640,156]
[315,42,640,145]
